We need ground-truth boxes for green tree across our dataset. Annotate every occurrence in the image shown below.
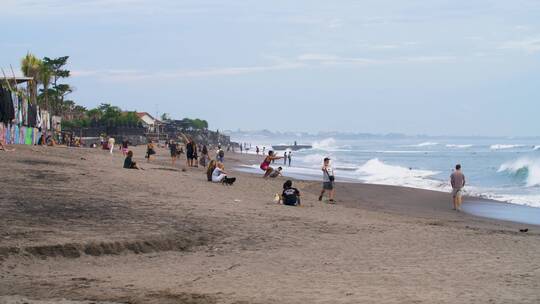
[20,52,42,104]
[37,63,52,110]
[161,113,171,121]
[42,56,72,115]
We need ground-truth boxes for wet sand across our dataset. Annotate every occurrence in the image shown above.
[1,145,539,304]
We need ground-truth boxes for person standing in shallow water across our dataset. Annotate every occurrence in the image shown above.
[288,151,292,167]
[450,164,466,211]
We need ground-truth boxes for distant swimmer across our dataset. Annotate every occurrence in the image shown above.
[450,164,466,211]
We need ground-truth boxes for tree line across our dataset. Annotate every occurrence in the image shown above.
[19,53,209,130]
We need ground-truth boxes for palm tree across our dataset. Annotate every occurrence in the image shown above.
[38,62,51,110]
[20,53,42,104]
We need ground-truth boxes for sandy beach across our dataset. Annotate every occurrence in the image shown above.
[1,145,539,304]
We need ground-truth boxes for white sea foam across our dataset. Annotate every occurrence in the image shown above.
[312,138,337,150]
[534,145,540,151]
[311,138,351,152]
[354,158,444,190]
[409,142,438,147]
[446,144,473,148]
[490,144,525,150]
[498,158,540,187]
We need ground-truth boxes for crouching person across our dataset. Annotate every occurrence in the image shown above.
[282,180,301,206]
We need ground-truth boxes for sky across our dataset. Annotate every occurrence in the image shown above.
[1,0,539,136]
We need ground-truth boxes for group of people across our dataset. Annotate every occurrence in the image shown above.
[119,135,467,211]
[167,135,222,168]
[260,150,336,204]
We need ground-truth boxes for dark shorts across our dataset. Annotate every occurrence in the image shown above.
[323,182,334,190]
[187,151,194,159]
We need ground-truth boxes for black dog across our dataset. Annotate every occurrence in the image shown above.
[222,177,236,186]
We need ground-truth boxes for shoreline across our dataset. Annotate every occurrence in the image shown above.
[229,151,540,227]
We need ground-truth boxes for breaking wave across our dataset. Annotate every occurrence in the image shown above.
[490,144,525,150]
[498,158,540,187]
[408,142,438,147]
[355,158,443,189]
[446,144,473,148]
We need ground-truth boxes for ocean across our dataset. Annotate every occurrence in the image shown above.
[231,135,540,208]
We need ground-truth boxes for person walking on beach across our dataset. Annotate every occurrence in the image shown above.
[108,136,115,155]
[200,144,209,167]
[284,152,288,165]
[146,140,156,162]
[169,139,177,166]
[319,157,335,203]
[180,134,195,167]
[256,146,260,155]
[450,164,466,211]
[216,145,225,163]
[121,139,129,156]
[260,151,284,178]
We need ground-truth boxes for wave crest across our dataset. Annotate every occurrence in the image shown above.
[355,158,441,189]
[408,142,438,147]
[312,138,340,151]
[498,158,540,187]
[446,144,473,148]
[490,144,524,150]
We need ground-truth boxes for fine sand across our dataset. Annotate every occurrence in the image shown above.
[1,144,539,304]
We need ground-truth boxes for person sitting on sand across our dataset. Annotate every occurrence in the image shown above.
[269,166,283,178]
[260,151,284,178]
[206,160,217,181]
[212,162,231,183]
[450,164,466,211]
[282,180,301,206]
[123,151,140,170]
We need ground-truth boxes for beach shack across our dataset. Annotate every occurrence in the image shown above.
[0,76,58,145]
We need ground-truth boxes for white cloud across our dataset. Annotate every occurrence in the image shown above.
[499,37,540,53]
[72,62,305,82]
[297,53,455,66]
[72,53,458,82]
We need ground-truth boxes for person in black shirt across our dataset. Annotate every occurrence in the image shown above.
[281,180,301,206]
[169,139,177,166]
